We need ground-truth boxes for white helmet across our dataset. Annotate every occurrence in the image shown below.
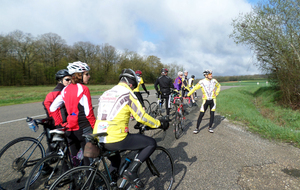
[178,71,183,76]
[203,69,212,76]
[67,61,90,75]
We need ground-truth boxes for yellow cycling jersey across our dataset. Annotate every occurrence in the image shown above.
[181,77,190,91]
[187,78,220,100]
[133,76,144,92]
[93,82,160,143]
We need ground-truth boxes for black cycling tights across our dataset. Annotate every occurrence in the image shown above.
[104,133,157,173]
[66,127,93,167]
[196,100,215,129]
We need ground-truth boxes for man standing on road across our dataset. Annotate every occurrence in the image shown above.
[154,68,173,121]
[188,70,221,134]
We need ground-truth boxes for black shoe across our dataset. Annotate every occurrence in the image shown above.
[123,160,144,188]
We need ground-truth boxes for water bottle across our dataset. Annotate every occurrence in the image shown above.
[76,148,84,161]
[26,117,38,132]
[119,158,131,176]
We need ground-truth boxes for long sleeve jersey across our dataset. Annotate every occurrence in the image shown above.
[43,83,67,126]
[173,76,182,91]
[154,75,173,95]
[50,83,96,131]
[93,82,161,143]
[187,78,221,100]
[133,76,148,93]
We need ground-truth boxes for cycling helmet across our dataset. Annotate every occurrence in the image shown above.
[67,61,90,75]
[178,71,183,76]
[203,69,212,76]
[55,69,71,80]
[119,68,139,89]
[191,75,195,78]
[161,68,168,74]
[135,70,142,76]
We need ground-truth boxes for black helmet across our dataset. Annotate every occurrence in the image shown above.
[161,68,168,74]
[191,75,195,78]
[55,69,71,80]
[119,68,139,88]
[203,69,212,76]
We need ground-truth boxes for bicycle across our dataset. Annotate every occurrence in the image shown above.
[149,93,164,118]
[24,127,82,190]
[49,127,175,190]
[0,117,54,190]
[140,91,151,114]
[172,97,186,139]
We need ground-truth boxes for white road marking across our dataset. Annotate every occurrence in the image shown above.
[0,104,99,125]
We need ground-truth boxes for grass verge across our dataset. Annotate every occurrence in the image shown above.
[0,84,155,107]
[217,86,300,147]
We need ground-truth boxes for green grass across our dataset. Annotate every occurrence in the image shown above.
[217,86,300,147]
[0,84,155,107]
[220,79,269,86]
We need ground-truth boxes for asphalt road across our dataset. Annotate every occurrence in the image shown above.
[1,86,300,189]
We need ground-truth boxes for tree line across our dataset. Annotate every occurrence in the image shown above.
[0,30,186,86]
[230,0,300,109]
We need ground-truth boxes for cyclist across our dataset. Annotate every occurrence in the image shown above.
[50,61,96,167]
[93,68,169,188]
[173,71,183,96]
[188,75,197,99]
[182,70,196,106]
[181,70,190,97]
[131,70,150,120]
[43,69,71,128]
[154,68,173,121]
[188,70,221,134]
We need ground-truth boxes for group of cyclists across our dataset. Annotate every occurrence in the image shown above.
[42,61,220,189]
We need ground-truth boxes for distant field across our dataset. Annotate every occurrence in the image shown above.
[0,84,154,107]
[220,79,269,86]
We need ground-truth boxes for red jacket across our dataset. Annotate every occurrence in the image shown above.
[50,83,95,131]
[43,83,67,126]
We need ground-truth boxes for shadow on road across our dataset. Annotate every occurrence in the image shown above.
[168,142,197,190]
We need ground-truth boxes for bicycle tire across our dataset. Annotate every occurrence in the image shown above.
[143,99,151,114]
[24,153,72,189]
[49,166,110,190]
[0,137,46,190]
[174,113,184,139]
[149,102,159,118]
[138,146,174,190]
[142,102,166,141]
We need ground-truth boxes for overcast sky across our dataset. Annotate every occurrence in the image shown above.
[0,0,262,77]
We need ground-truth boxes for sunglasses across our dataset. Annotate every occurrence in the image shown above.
[64,78,71,82]
[84,73,90,76]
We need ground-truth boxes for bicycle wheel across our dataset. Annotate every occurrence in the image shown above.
[174,113,184,139]
[0,137,46,190]
[49,166,110,190]
[25,153,72,189]
[143,102,166,141]
[143,99,151,114]
[138,146,174,190]
[149,102,159,118]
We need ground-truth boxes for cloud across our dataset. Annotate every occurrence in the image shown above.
[0,0,260,77]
